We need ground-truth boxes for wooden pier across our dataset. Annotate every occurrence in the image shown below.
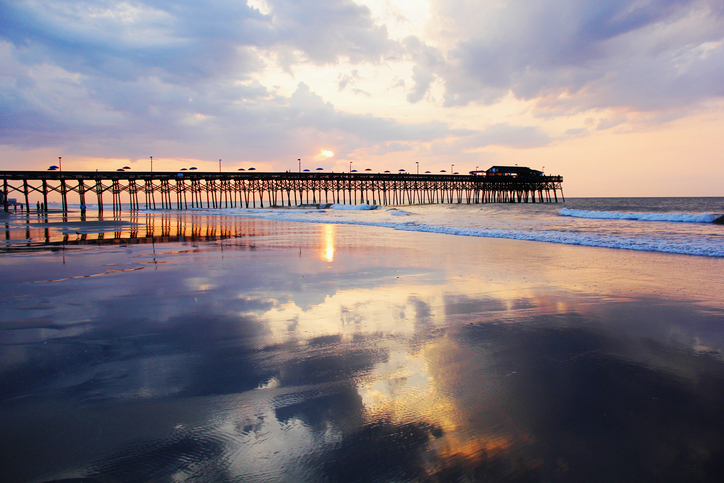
[1,170,564,212]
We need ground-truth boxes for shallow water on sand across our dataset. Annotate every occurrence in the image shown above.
[1,212,724,482]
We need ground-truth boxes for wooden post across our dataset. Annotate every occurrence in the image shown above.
[78,180,86,208]
[23,179,30,212]
[3,179,8,212]
[95,179,103,212]
[60,179,68,212]
[42,180,48,211]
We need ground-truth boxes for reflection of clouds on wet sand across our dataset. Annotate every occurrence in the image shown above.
[2,216,724,481]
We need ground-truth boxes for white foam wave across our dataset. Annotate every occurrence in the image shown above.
[329,203,376,210]
[559,208,719,224]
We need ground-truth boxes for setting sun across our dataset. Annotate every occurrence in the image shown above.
[321,150,334,158]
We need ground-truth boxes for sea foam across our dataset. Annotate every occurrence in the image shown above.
[329,203,377,210]
[559,208,719,224]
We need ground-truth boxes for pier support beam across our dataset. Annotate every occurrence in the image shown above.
[3,179,8,212]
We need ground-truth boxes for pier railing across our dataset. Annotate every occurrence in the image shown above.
[1,170,564,212]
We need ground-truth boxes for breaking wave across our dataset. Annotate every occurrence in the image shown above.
[559,208,720,224]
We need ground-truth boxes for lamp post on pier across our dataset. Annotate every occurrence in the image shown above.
[150,156,153,172]
[58,157,62,172]
[451,164,454,175]
[416,161,419,174]
[298,159,301,173]
[349,161,353,173]
[219,159,222,172]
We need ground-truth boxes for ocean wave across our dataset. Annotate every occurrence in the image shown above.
[330,203,377,211]
[389,224,724,258]
[559,208,720,224]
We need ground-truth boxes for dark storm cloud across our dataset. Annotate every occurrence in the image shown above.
[427,0,724,112]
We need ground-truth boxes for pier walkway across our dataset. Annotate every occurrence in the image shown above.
[1,170,564,212]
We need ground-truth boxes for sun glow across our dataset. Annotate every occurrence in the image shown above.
[321,150,334,158]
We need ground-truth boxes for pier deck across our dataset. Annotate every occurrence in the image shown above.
[1,170,564,212]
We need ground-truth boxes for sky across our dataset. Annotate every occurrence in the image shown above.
[1,0,723,197]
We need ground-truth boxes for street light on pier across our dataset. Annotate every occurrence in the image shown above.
[219,159,222,172]
[58,157,62,172]
[451,164,454,175]
[298,159,301,172]
[150,156,153,172]
[349,161,353,173]
[416,161,419,174]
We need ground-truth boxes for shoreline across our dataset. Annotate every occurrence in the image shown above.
[3,212,723,309]
[3,202,724,258]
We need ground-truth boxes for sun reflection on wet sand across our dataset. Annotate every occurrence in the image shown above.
[322,224,336,262]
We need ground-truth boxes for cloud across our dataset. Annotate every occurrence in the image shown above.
[264,0,400,65]
[403,35,444,103]
[288,83,450,144]
[372,142,414,156]
[0,45,457,163]
[338,70,359,91]
[406,65,434,103]
[456,123,552,149]
[596,114,629,131]
[426,0,724,112]
[0,1,415,163]
[0,1,269,84]
[3,0,722,183]
[337,69,371,96]
[0,0,399,81]
[564,128,588,137]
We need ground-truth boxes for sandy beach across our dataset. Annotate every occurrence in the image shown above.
[2,211,724,482]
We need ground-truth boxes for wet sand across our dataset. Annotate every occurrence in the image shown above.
[1,212,724,482]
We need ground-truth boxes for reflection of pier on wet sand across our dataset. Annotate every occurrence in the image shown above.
[2,170,564,213]
[1,212,335,252]
[2,233,237,252]
[1,213,250,252]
